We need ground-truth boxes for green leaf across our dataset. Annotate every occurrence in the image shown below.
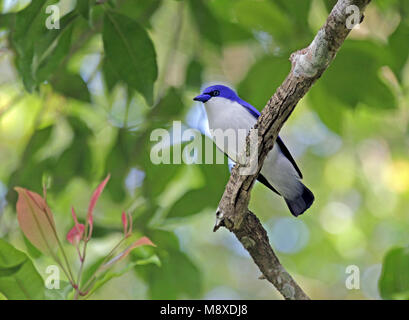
[198,145,230,197]
[115,0,162,27]
[22,126,54,157]
[12,0,49,91]
[307,85,345,134]
[271,0,313,48]
[166,137,229,219]
[83,254,160,299]
[102,57,121,92]
[7,116,94,203]
[76,0,91,20]
[136,231,202,299]
[402,0,409,23]
[35,24,74,83]
[12,0,48,50]
[45,281,73,300]
[167,188,208,218]
[388,21,409,81]
[185,59,203,89]
[33,11,77,83]
[11,1,78,90]
[219,19,253,43]
[89,1,105,28]
[148,230,180,251]
[379,247,409,299]
[51,116,93,192]
[105,90,186,203]
[238,55,290,110]
[133,254,161,267]
[83,262,135,298]
[317,40,396,109]
[275,0,312,29]
[50,70,91,103]
[23,235,42,259]
[6,125,53,203]
[0,13,16,28]
[232,0,293,44]
[137,88,187,201]
[188,0,222,47]
[0,239,44,300]
[376,1,409,23]
[33,11,77,66]
[105,129,136,202]
[144,250,201,299]
[149,87,185,123]
[0,239,27,269]
[141,145,185,201]
[205,0,254,44]
[103,10,158,105]
[80,257,105,289]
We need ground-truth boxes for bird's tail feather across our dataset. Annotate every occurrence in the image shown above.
[284,184,314,217]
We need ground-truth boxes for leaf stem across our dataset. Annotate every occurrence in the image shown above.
[74,240,88,300]
[79,237,126,295]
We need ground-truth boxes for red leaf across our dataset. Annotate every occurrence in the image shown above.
[66,223,85,245]
[15,187,58,256]
[121,211,128,236]
[129,236,155,250]
[86,174,110,237]
[71,207,80,225]
[67,207,85,245]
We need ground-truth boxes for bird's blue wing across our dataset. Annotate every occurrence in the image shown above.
[237,98,261,119]
[257,173,281,195]
[238,99,303,179]
[276,136,303,179]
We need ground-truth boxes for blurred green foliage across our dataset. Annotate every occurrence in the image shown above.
[0,239,44,299]
[0,0,408,299]
[379,246,409,299]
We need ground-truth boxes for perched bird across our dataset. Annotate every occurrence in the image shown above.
[193,84,314,217]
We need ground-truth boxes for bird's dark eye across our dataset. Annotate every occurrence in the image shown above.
[212,90,220,97]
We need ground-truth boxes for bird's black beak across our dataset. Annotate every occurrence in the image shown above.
[193,94,210,103]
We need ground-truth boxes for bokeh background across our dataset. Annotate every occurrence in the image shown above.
[0,0,409,299]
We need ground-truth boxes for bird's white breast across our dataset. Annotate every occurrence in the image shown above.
[204,97,256,162]
[203,97,302,199]
[205,97,257,132]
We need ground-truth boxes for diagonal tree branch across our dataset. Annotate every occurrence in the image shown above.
[214,0,372,300]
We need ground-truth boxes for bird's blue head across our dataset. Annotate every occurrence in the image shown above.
[193,85,239,103]
[193,84,261,118]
